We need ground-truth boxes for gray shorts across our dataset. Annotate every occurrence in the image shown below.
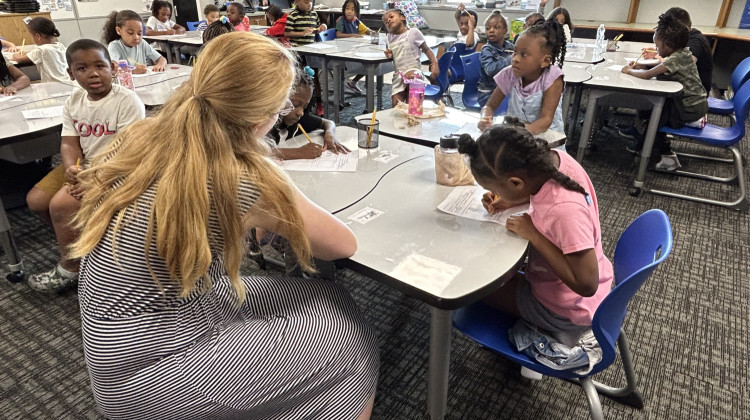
[516,277,592,347]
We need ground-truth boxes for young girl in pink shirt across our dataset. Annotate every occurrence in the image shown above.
[458,118,614,347]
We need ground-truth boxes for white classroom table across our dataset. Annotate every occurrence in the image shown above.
[361,104,567,148]
[333,154,528,420]
[561,60,593,141]
[280,125,432,212]
[0,72,190,281]
[564,41,605,64]
[576,51,682,195]
[143,32,203,64]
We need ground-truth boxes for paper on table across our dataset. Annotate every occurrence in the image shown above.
[0,95,21,103]
[389,253,461,295]
[131,70,153,77]
[281,150,358,172]
[354,51,386,58]
[437,185,529,225]
[606,65,624,71]
[21,105,64,119]
[307,43,336,49]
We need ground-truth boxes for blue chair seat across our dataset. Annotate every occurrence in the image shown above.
[424,51,454,102]
[660,123,743,148]
[707,97,733,115]
[186,20,202,31]
[454,209,674,420]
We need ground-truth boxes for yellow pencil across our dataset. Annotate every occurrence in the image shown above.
[127,57,143,66]
[20,39,25,54]
[366,108,377,147]
[76,157,80,166]
[298,123,313,143]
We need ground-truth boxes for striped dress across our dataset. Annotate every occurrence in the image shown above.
[78,179,379,420]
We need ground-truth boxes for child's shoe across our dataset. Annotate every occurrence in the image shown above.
[655,153,682,171]
[345,80,362,94]
[520,366,544,380]
[684,115,707,129]
[315,101,324,116]
[618,125,642,139]
[27,264,79,294]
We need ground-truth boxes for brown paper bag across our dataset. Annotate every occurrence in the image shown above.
[434,146,475,186]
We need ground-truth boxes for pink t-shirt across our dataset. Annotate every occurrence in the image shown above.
[235,16,251,32]
[526,150,614,326]
[493,64,563,98]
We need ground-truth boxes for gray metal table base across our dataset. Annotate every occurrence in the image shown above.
[0,196,24,282]
[428,307,453,420]
[576,90,665,195]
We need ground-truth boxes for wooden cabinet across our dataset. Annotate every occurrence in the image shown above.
[0,12,53,46]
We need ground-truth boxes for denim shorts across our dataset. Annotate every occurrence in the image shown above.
[515,277,591,347]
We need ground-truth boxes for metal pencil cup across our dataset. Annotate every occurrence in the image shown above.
[357,119,380,148]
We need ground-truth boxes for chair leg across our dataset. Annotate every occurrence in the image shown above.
[590,331,645,409]
[579,377,604,420]
[647,145,748,210]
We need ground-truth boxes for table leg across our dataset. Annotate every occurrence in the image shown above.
[365,64,376,114]
[332,62,341,124]
[427,307,453,420]
[319,56,329,118]
[634,97,666,190]
[568,85,584,143]
[576,89,606,162]
[173,44,181,65]
[562,88,572,131]
[376,74,384,111]
[0,197,24,282]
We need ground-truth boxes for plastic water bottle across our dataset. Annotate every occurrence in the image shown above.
[116,60,134,90]
[596,24,606,49]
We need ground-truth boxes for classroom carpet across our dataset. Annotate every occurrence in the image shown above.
[1,90,749,419]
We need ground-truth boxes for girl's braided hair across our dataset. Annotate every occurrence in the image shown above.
[523,20,566,68]
[655,13,689,52]
[457,117,587,196]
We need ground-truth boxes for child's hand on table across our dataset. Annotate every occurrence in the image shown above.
[296,142,325,159]
[152,62,167,72]
[1,86,17,95]
[477,115,493,131]
[384,49,392,59]
[323,133,350,154]
[11,52,25,60]
[133,63,148,74]
[303,27,315,36]
[505,213,537,240]
[641,48,658,59]
[481,191,513,214]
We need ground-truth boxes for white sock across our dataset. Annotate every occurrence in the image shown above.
[56,264,79,278]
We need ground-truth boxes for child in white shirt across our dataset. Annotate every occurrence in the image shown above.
[11,17,68,83]
[145,0,186,36]
[26,39,145,294]
[454,4,478,49]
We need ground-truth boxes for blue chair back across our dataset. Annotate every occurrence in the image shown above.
[425,51,454,101]
[591,209,673,372]
[186,20,203,31]
[448,42,475,84]
[461,52,481,110]
[731,76,750,128]
[315,28,336,42]
[730,56,750,93]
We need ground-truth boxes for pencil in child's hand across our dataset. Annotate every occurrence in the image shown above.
[75,157,81,168]
[298,124,313,143]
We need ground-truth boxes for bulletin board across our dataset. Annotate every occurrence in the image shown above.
[39,0,76,20]
[74,0,152,18]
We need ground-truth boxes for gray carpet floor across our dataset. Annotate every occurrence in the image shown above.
[1,89,749,419]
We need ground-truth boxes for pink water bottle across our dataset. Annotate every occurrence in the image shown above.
[401,71,426,116]
[117,60,135,90]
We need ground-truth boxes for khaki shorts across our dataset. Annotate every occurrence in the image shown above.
[33,164,65,197]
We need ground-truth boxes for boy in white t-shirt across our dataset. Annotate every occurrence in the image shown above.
[26,39,145,293]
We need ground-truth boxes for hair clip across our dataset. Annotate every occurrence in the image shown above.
[220,16,229,24]
[303,66,314,77]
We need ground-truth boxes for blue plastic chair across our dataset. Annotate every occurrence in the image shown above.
[453,209,673,420]
[461,52,508,115]
[186,20,203,31]
[707,56,750,116]
[424,51,454,102]
[654,79,750,210]
[448,42,476,84]
[315,28,336,42]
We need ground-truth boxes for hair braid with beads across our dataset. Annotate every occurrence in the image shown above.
[457,117,587,196]
[524,20,566,68]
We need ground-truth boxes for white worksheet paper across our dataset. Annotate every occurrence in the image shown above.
[307,43,336,49]
[437,185,529,225]
[21,105,64,119]
[390,253,461,295]
[281,150,358,172]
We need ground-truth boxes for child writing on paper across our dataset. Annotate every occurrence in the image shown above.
[454,4,478,49]
[383,9,439,107]
[227,2,251,32]
[458,118,613,353]
[197,4,221,31]
[478,20,566,139]
[621,13,708,171]
[103,10,168,73]
[0,55,30,95]
[478,11,514,107]
[145,0,186,36]
[25,39,145,293]
[11,17,68,84]
[268,66,350,160]
[336,0,369,93]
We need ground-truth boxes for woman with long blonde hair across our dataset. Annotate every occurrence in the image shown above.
[71,32,378,419]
